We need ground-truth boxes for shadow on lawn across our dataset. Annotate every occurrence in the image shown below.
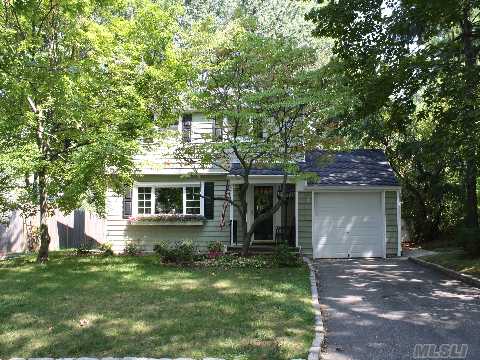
[0,254,313,360]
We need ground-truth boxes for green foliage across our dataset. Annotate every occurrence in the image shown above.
[182,0,332,62]
[123,241,140,256]
[154,240,196,264]
[0,254,312,359]
[200,254,274,269]
[458,228,480,257]
[307,0,480,242]
[272,243,301,268]
[0,0,188,259]
[207,240,224,253]
[74,244,91,257]
[98,242,114,257]
[177,20,350,252]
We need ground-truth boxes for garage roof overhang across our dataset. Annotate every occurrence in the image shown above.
[298,182,401,192]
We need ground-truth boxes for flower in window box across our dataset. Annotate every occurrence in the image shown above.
[128,214,206,223]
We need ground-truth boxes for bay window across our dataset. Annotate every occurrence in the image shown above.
[134,184,203,216]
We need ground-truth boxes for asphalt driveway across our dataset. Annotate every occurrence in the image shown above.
[314,258,480,360]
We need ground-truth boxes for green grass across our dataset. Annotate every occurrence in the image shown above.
[0,252,313,359]
[421,250,480,278]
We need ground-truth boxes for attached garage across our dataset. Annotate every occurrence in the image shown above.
[296,150,402,258]
[313,192,384,258]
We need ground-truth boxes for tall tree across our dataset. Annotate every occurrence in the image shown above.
[0,0,187,262]
[307,0,480,231]
[177,22,348,255]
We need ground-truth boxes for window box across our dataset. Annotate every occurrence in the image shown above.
[128,214,206,226]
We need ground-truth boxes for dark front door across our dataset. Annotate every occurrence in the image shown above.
[254,186,274,241]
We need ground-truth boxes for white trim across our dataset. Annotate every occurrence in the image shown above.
[305,185,401,192]
[200,182,205,218]
[295,180,308,191]
[230,183,234,245]
[246,185,254,236]
[182,186,187,215]
[295,189,299,248]
[381,191,387,259]
[273,184,281,236]
[150,187,155,215]
[311,191,315,257]
[132,186,138,215]
[132,182,204,216]
[397,190,402,256]
[139,168,228,175]
[133,181,201,187]
[227,175,296,184]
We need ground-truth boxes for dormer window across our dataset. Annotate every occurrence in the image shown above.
[182,114,192,142]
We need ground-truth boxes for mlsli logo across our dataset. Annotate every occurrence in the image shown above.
[413,344,468,359]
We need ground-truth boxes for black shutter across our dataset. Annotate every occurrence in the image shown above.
[123,188,132,219]
[230,220,237,244]
[204,182,215,219]
[182,114,192,142]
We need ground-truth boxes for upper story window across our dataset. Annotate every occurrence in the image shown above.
[182,114,192,142]
[213,117,223,141]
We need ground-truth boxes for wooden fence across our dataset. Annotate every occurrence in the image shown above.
[0,209,106,256]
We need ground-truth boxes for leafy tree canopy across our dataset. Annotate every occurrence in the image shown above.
[0,0,189,261]
[307,0,480,240]
[176,20,353,254]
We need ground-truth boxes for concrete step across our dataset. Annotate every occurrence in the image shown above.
[227,245,300,255]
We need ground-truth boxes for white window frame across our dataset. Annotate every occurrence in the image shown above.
[136,186,153,215]
[132,182,204,216]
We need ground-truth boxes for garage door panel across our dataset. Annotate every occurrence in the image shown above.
[313,192,384,258]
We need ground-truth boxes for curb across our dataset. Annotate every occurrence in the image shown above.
[409,257,480,289]
[303,257,325,360]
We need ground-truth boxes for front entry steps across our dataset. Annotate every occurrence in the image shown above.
[227,244,300,255]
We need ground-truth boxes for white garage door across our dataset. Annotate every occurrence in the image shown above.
[313,192,384,258]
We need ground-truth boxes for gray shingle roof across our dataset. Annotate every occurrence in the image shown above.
[229,149,400,187]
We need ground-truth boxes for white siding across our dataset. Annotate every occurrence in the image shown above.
[134,113,222,174]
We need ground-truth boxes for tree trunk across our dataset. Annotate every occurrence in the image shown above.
[465,160,479,228]
[461,1,479,228]
[36,170,51,263]
[241,230,252,256]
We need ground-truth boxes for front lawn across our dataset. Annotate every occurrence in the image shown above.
[421,250,480,278]
[0,253,313,360]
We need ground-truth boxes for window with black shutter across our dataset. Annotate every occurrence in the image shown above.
[182,114,192,142]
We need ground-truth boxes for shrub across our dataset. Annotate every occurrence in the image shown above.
[459,227,480,257]
[174,241,195,263]
[98,242,114,256]
[124,241,140,256]
[201,254,273,269]
[207,240,224,258]
[74,244,91,256]
[154,240,196,264]
[272,242,301,267]
[153,241,170,259]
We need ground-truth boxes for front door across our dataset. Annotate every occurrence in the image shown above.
[254,186,274,241]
